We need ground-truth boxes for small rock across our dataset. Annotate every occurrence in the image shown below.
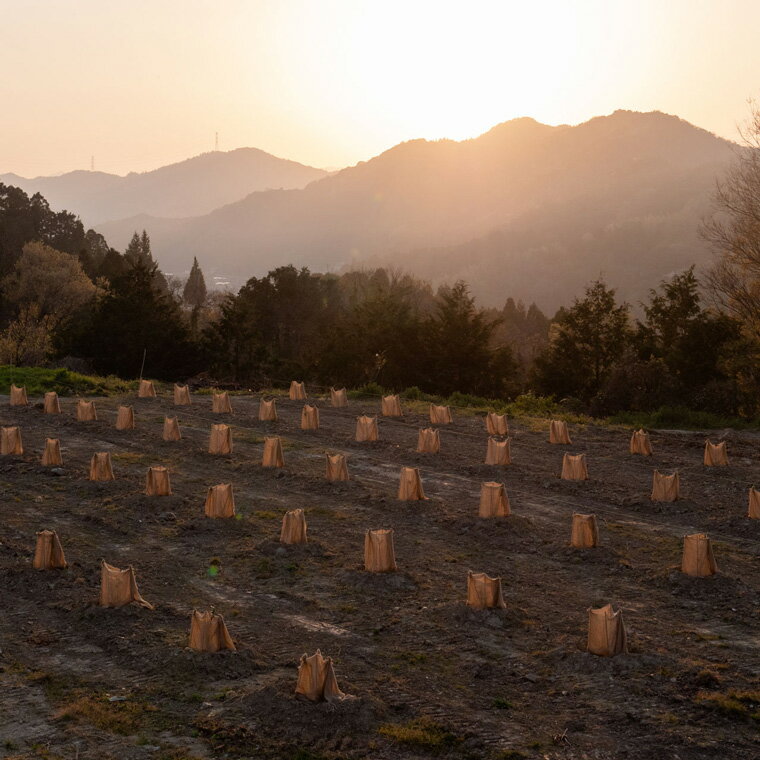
[51,468,65,476]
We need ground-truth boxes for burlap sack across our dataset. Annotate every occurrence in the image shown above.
[1,426,23,455]
[204,483,235,518]
[100,561,154,608]
[212,391,233,414]
[174,384,192,405]
[549,419,572,444]
[301,404,320,430]
[163,416,181,441]
[629,429,653,456]
[188,610,236,652]
[280,508,307,544]
[33,530,67,570]
[570,513,599,548]
[10,384,28,406]
[295,650,345,701]
[262,436,284,467]
[115,406,135,430]
[651,470,679,502]
[748,487,760,519]
[430,404,453,425]
[43,391,61,414]
[138,379,156,398]
[209,424,232,454]
[704,440,728,466]
[681,533,718,577]
[355,415,378,442]
[485,437,511,465]
[325,453,349,482]
[364,529,397,572]
[587,604,627,657]
[289,380,306,400]
[330,387,348,407]
[259,398,278,421]
[485,412,508,436]
[561,453,588,481]
[381,394,402,417]
[76,400,97,421]
[467,571,506,609]
[145,466,172,496]
[417,428,440,453]
[398,466,426,500]
[89,452,114,481]
[41,438,62,466]
[478,482,510,517]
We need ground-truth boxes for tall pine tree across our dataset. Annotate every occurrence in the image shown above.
[183,257,207,308]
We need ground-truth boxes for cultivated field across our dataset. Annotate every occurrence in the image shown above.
[1,390,759,760]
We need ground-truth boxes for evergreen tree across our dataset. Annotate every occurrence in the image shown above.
[183,257,207,307]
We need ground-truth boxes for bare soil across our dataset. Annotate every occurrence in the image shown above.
[1,393,759,760]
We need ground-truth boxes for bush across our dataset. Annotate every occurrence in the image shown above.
[608,405,753,430]
[507,392,559,418]
[0,365,133,397]
[347,381,384,400]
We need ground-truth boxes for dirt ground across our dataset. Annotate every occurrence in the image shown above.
[1,390,758,760]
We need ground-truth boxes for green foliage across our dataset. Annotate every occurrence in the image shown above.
[506,392,559,418]
[607,405,754,430]
[183,256,208,308]
[0,366,131,396]
[347,381,385,399]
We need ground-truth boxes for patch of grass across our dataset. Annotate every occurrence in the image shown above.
[0,365,133,396]
[378,717,460,750]
[111,451,153,464]
[492,697,513,709]
[53,693,161,735]
[253,510,279,519]
[695,689,760,720]
[607,405,755,430]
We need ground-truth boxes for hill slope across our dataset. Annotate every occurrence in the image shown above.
[1,148,327,225]
[96,111,736,309]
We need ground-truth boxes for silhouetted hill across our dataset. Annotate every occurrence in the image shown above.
[0,148,327,225]
[95,111,736,308]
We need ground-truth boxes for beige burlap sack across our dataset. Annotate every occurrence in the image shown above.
[570,513,599,548]
[681,533,718,577]
[188,610,236,652]
[561,453,588,481]
[209,424,232,454]
[381,394,402,417]
[355,415,378,442]
[41,438,62,466]
[163,416,181,441]
[478,482,510,517]
[587,604,627,657]
[100,561,153,608]
[630,429,653,456]
[280,508,307,544]
[262,436,284,467]
[398,466,426,500]
[89,452,114,481]
[549,419,571,445]
[204,483,236,518]
[485,412,508,436]
[145,466,172,496]
[1,426,23,455]
[325,453,349,482]
[259,398,278,421]
[330,387,348,407]
[10,384,28,406]
[704,440,728,466]
[417,428,440,454]
[651,470,679,502]
[748,487,760,519]
[430,404,453,425]
[173,384,191,405]
[364,529,397,572]
[43,391,61,414]
[301,404,320,430]
[115,405,135,430]
[212,391,233,414]
[295,650,345,701]
[33,530,67,570]
[76,400,97,421]
[138,379,156,398]
[289,381,306,400]
[485,437,511,465]
[467,571,506,609]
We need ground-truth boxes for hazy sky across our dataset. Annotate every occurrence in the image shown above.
[1,0,758,177]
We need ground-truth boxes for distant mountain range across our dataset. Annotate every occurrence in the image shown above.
[2,111,737,309]
[0,148,327,225]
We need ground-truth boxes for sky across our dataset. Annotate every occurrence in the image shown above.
[1,0,759,177]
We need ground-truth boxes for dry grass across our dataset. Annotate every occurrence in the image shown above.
[378,717,460,749]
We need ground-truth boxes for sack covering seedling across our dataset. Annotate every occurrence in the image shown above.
[364,528,397,572]
[301,404,320,430]
[651,470,679,502]
[587,604,627,657]
[748,487,760,519]
[485,437,511,465]
[212,391,232,414]
[630,429,653,456]
[478,481,510,517]
[416,428,440,454]
[704,440,728,466]
[43,391,61,414]
[381,394,402,417]
[549,419,572,445]
[188,610,236,652]
[330,387,348,407]
[173,384,191,405]
[163,416,181,441]
[145,466,172,496]
[262,436,284,467]
[89,452,114,481]
[33,529,67,570]
[398,466,426,500]
[259,398,278,421]
[485,412,508,436]
[467,571,506,609]
[570,513,599,548]
[208,424,232,454]
[1,426,23,455]
[561,453,588,481]
[429,404,453,424]
[355,415,378,442]
[681,533,718,577]
[295,649,345,702]
[204,483,235,518]
[280,508,307,544]
[325,453,349,482]
[138,379,156,398]
[115,406,135,430]
[289,380,306,400]
[10,384,28,406]
[76,400,97,421]
[41,438,62,466]
[100,560,154,609]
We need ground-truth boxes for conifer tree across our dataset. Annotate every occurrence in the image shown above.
[183,257,207,308]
